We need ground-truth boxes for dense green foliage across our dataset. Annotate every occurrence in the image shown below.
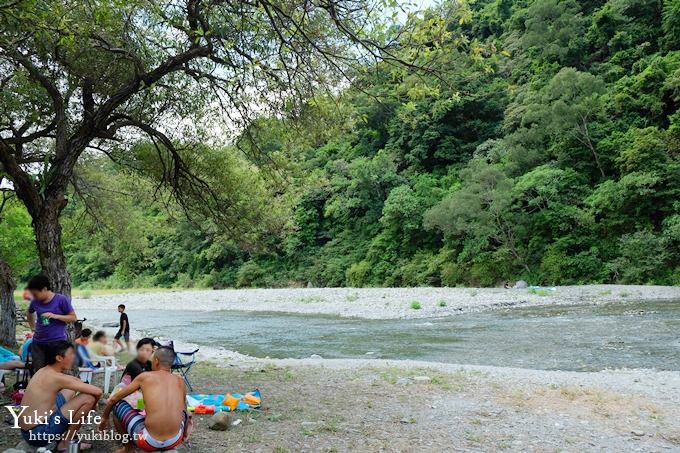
[3,0,679,288]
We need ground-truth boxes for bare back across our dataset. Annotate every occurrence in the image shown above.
[18,365,100,430]
[19,367,62,429]
[137,370,186,440]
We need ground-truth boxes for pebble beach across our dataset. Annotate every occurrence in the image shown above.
[72,284,680,319]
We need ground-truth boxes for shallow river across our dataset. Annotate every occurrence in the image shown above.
[77,299,680,372]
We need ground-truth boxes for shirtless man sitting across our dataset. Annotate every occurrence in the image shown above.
[99,347,192,452]
[19,341,102,450]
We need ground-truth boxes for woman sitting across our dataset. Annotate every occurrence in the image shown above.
[106,338,157,409]
[88,330,115,357]
[122,338,156,384]
[75,329,98,369]
[74,328,92,347]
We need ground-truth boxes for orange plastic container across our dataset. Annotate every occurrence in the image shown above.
[194,404,215,414]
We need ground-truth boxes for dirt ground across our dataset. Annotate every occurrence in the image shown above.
[2,361,680,453]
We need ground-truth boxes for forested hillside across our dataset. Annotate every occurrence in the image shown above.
[2,0,679,288]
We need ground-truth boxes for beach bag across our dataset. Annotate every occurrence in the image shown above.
[109,380,144,408]
[12,371,29,405]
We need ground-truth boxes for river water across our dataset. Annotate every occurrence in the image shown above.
[77,299,680,372]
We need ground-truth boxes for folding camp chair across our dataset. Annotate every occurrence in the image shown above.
[0,342,31,389]
[166,342,199,391]
[0,354,31,396]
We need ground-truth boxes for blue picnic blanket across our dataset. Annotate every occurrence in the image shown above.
[187,389,261,412]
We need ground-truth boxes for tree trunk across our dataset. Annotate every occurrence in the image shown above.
[0,259,17,348]
[33,205,72,297]
[31,202,79,376]
[579,117,606,179]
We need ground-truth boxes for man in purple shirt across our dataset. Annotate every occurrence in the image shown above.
[26,275,77,372]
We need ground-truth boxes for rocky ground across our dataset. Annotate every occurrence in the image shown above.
[71,285,680,320]
[2,359,680,452]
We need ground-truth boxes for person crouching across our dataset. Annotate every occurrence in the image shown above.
[99,347,192,452]
[18,341,102,450]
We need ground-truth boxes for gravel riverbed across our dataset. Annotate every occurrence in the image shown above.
[73,285,680,320]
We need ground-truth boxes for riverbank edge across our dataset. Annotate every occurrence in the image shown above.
[72,284,680,320]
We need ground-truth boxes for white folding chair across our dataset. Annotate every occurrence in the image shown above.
[79,353,120,394]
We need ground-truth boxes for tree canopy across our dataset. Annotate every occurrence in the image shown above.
[2,0,680,290]
[0,0,417,294]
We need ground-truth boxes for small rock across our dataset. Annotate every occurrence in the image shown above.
[309,354,323,359]
[514,280,528,289]
[399,418,410,424]
[208,412,233,431]
[413,376,431,383]
[631,430,645,437]
[232,419,242,427]
[396,378,413,386]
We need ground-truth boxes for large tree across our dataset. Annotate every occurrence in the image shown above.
[0,0,414,295]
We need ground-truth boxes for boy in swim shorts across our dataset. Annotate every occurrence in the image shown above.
[100,347,192,452]
[19,341,102,450]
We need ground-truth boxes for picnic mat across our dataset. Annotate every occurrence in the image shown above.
[187,389,261,412]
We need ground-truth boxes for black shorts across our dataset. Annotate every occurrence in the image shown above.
[31,341,59,373]
[115,331,130,341]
